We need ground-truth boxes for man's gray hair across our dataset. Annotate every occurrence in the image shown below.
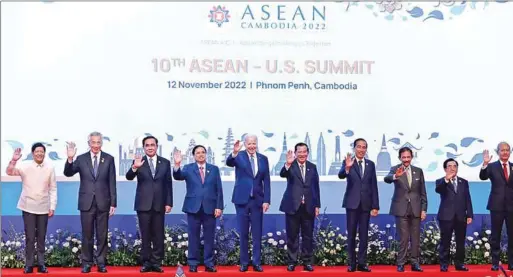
[497,141,511,151]
[88,131,103,142]
[244,134,258,143]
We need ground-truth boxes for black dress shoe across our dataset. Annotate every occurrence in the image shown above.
[287,264,295,271]
[491,264,499,271]
[81,265,92,273]
[97,264,107,273]
[303,264,314,272]
[440,264,448,272]
[348,265,356,272]
[37,265,48,273]
[455,264,469,271]
[397,265,405,272]
[23,266,33,274]
[357,264,371,272]
[152,265,164,273]
[411,264,423,272]
[205,265,217,272]
[253,264,263,272]
[239,264,248,272]
[140,265,152,273]
[189,265,198,272]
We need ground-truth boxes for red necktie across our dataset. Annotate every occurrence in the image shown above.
[504,163,509,181]
[200,166,205,184]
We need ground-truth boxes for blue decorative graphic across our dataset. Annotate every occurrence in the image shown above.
[144,133,152,137]
[416,133,420,140]
[446,152,462,159]
[24,153,33,161]
[445,143,458,152]
[166,133,174,141]
[342,130,354,137]
[428,132,439,139]
[175,263,186,277]
[398,132,404,136]
[345,0,507,22]
[461,137,484,147]
[408,7,425,18]
[426,162,438,172]
[289,133,298,139]
[197,130,209,139]
[5,140,24,150]
[388,137,401,144]
[53,138,59,141]
[327,129,333,133]
[48,151,62,160]
[182,133,187,136]
[261,130,274,138]
[217,137,223,140]
[103,136,111,142]
[463,152,484,167]
[264,147,277,152]
[209,5,230,27]
[434,149,444,156]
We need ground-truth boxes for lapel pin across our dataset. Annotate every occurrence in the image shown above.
[207,170,210,173]
[158,160,161,163]
[101,158,104,163]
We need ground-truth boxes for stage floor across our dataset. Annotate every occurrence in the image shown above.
[0,265,507,276]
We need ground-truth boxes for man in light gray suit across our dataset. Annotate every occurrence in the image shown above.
[384,147,427,273]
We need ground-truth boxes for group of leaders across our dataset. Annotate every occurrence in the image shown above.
[6,131,513,273]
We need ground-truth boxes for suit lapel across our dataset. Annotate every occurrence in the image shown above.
[205,164,212,184]
[86,153,95,178]
[241,152,254,178]
[95,153,105,179]
[361,159,369,180]
[293,161,304,183]
[304,162,312,183]
[353,158,362,179]
[398,165,410,191]
[153,156,161,178]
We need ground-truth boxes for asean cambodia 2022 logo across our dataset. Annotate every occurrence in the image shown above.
[209,5,230,27]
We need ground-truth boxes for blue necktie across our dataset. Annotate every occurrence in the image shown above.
[250,155,256,196]
[452,178,457,193]
[358,160,363,177]
[149,158,155,177]
[93,155,98,177]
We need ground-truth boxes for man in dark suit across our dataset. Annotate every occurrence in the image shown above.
[226,134,271,272]
[384,146,427,272]
[479,142,513,271]
[172,145,223,273]
[279,142,320,272]
[63,132,117,273]
[125,136,172,273]
[435,158,473,272]
[338,138,379,272]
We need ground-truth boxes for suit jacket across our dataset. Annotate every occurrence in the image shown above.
[384,164,427,217]
[63,152,117,212]
[226,151,271,206]
[435,176,473,221]
[125,155,173,212]
[338,158,379,212]
[479,160,513,211]
[279,160,320,215]
[173,163,223,215]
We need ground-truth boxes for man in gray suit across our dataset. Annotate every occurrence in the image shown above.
[384,147,427,272]
[64,132,117,273]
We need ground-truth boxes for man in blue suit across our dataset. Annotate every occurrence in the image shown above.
[63,132,116,273]
[435,158,473,272]
[172,145,223,273]
[479,142,513,271]
[338,138,379,272]
[125,136,172,273]
[226,134,270,272]
[279,143,320,272]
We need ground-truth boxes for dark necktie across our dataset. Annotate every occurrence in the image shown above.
[149,158,155,177]
[358,160,363,177]
[451,178,457,193]
[93,155,98,177]
[504,163,509,181]
[300,164,305,182]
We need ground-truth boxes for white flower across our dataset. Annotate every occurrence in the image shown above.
[267,233,273,237]
[474,232,479,237]
[284,245,287,250]
[168,247,171,251]
[276,231,282,236]
[3,257,8,262]
[9,255,14,260]
[15,241,21,247]
[426,230,432,234]
[424,238,428,243]
[434,236,440,240]
[355,248,359,252]
[268,238,274,244]
[486,230,491,235]
[386,224,391,228]
[165,233,169,237]
[377,0,402,13]
[336,227,340,231]
[485,243,490,250]
[485,251,490,257]
[63,242,70,248]
[272,241,278,246]
[429,226,434,230]
[72,247,78,253]
[55,240,60,245]
[279,240,285,245]
[467,236,473,241]
[478,240,483,245]
[72,238,77,243]
[185,250,188,256]
[177,244,182,249]
[178,235,182,240]
[475,245,480,249]
[183,233,188,238]
[324,247,329,253]
[67,236,72,241]
[473,241,477,245]
[482,237,488,242]
[216,226,221,230]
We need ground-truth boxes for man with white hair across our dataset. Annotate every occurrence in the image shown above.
[226,134,271,272]
[64,131,117,273]
[480,141,513,271]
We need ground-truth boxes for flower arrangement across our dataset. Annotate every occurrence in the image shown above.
[0,214,504,268]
